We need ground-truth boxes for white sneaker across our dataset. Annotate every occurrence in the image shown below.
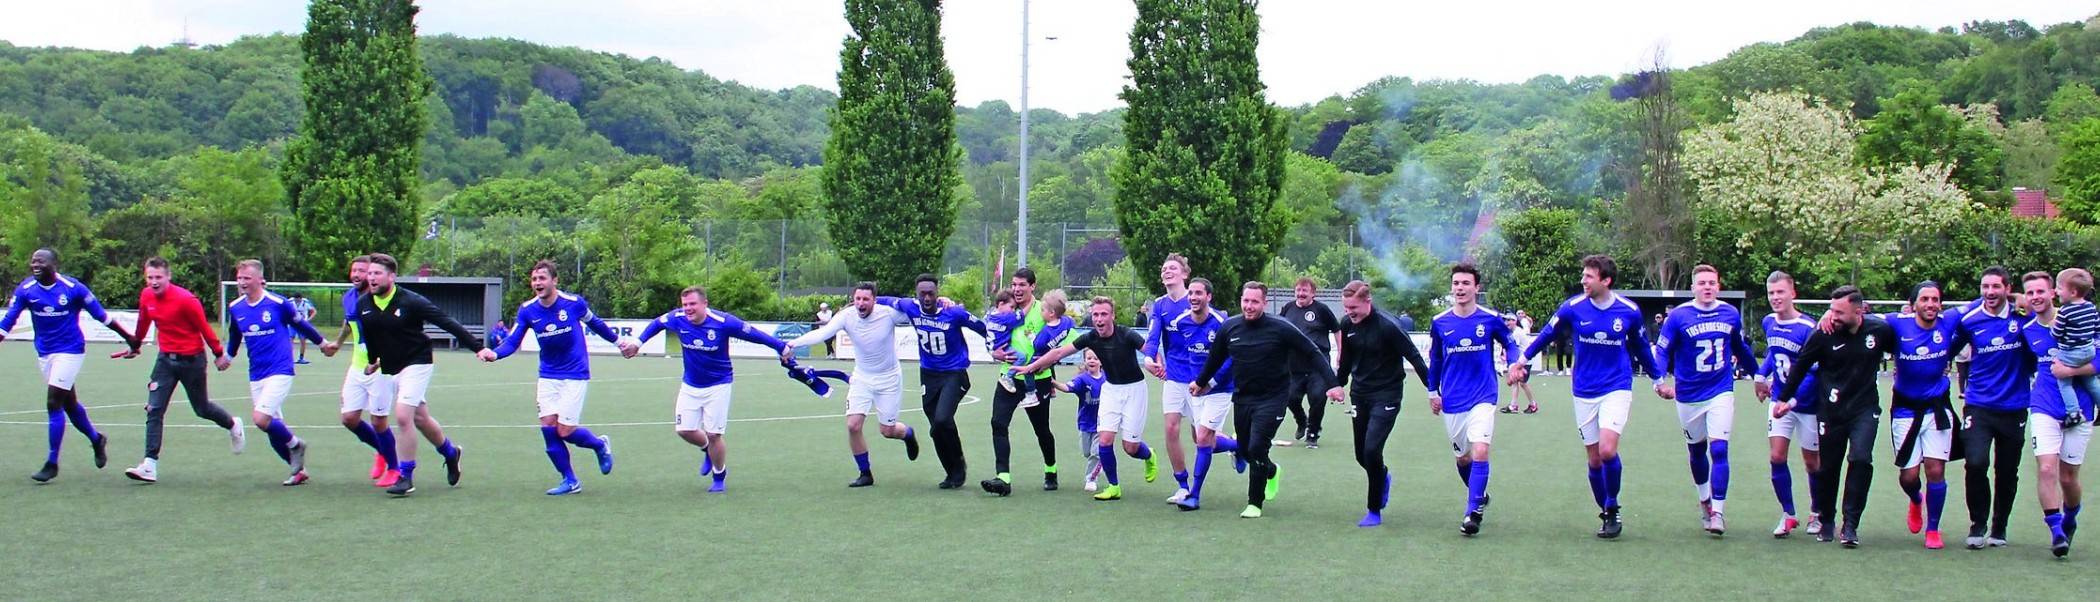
[1773,514,1798,538]
[229,417,247,455]
[1805,518,1824,535]
[1016,392,1040,409]
[124,461,158,483]
[1706,512,1727,536]
[1167,488,1190,504]
[1084,479,1098,493]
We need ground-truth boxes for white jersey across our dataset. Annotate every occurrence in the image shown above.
[792,304,903,376]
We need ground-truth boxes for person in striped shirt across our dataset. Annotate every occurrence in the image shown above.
[2051,268,2098,428]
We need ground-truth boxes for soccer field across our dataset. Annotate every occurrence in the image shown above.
[0,345,2089,600]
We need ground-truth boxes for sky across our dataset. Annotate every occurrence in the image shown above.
[1,1,2092,114]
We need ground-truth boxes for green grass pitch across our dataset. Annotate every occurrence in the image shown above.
[0,345,2090,600]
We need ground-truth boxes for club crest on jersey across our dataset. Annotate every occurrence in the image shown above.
[1866,337,1877,349]
[1612,318,1624,333]
[262,311,273,323]
[706,329,718,341]
[1206,331,1216,342]
[558,309,569,322]
[1931,331,1942,345]
[1475,324,1486,337]
[1303,310,1315,321]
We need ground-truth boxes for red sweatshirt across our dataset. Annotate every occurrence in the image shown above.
[136,284,222,356]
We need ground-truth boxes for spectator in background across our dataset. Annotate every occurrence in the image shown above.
[291,293,318,365]
[489,320,509,350]
[815,302,836,359]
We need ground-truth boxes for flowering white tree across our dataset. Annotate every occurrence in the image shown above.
[1684,92,1972,266]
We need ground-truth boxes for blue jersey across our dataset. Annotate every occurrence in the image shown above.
[1523,294,1660,398]
[492,292,620,380]
[2022,317,2099,420]
[1027,316,1079,364]
[986,309,1022,352]
[1162,309,1234,392]
[1759,313,1821,414]
[1140,292,1192,360]
[225,292,326,381]
[1657,301,1756,404]
[1,274,110,356]
[1885,312,1970,416]
[879,297,985,373]
[638,308,786,389]
[1068,371,1105,433]
[1429,307,1520,413]
[1954,301,2033,412]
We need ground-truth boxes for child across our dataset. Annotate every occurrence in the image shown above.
[1009,292,1077,403]
[1054,349,1107,492]
[2053,268,2097,427]
[987,290,1024,392]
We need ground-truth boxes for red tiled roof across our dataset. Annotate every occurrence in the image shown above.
[2011,188,2059,219]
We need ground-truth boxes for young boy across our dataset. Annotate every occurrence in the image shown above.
[988,291,1025,392]
[2053,268,2098,427]
[1055,349,1107,492]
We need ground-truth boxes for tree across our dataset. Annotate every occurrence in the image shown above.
[1482,208,1584,318]
[581,169,704,316]
[1114,0,1290,294]
[177,146,288,297]
[2000,118,2060,189]
[821,0,965,293]
[0,125,94,270]
[2045,83,2100,132]
[2057,119,2100,223]
[1856,81,2004,192]
[280,0,432,280]
[1611,58,1693,289]
[1684,92,1974,272]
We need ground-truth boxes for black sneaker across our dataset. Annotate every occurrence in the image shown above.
[2066,519,2079,544]
[91,434,108,469]
[848,473,875,488]
[1479,494,1492,510]
[1461,511,1483,536]
[1840,524,1860,548]
[443,446,463,487]
[1043,472,1059,491]
[1966,524,1989,550]
[2066,411,2087,429]
[904,434,921,462]
[1305,433,1321,450]
[1597,506,1623,539]
[938,478,964,490]
[30,461,57,483]
[2053,533,2072,558]
[980,478,1011,497]
[1815,516,1835,543]
[386,476,416,497]
[1294,426,1309,442]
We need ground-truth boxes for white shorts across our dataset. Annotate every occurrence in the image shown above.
[1573,390,1633,446]
[1890,414,1955,469]
[1767,408,1820,452]
[2031,413,2092,465]
[1096,381,1150,443]
[536,378,589,426]
[249,374,294,419]
[1192,392,1233,432]
[1443,403,1496,456]
[1676,393,1735,443]
[676,383,731,434]
[378,364,435,409]
[846,368,904,426]
[1161,381,1193,416]
[340,367,388,416]
[36,353,83,391]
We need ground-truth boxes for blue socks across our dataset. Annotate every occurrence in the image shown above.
[436,438,460,459]
[45,409,63,464]
[2069,504,2083,529]
[62,403,100,442]
[1215,436,1239,454]
[1174,470,1190,490]
[1603,456,1624,508]
[1192,447,1213,497]
[400,459,418,480]
[1467,461,1491,514]
[376,428,399,469]
[1771,462,1796,516]
[348,421,381,451]
[1926,481,1947,531]
[1709,440,1730,503]
[1687,441,1711,489]
[1099,444,1119,485]
[853,452,871,474]
[561,427,605,451]
[1587,465,1607,509]
[542,426,575,480]
[1130,442,1152,460]
[264,418,296,464]
[2046,509,2066,539]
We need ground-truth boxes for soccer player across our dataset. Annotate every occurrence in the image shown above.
[1339,279,1434,528]
[1196,282,1343,519]
[0,248,140,482]
[1015,296,1160,501]
[1139,253,1197,503]
[633,286,788,492]
[1877,281,1970,549]
[320,255,405,487]
[356,253,485,496]
[1952,267,2033,549]
[2026,271,2093,558]
[487,261,635,495]
[291,293,317,365]
[1654,265,1758,536]
[120,256,246,483]
[783,282,922,488]
[1753,271,1824,538]
[987,269,1063,490]
[1778,285,1897,548]
[1512,254,1661,538]
[1284,277,1340,448]
[1426,266,1517,534]
[874,274,985,490]
[223,259,330,485]
[1160,278,1246,511]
